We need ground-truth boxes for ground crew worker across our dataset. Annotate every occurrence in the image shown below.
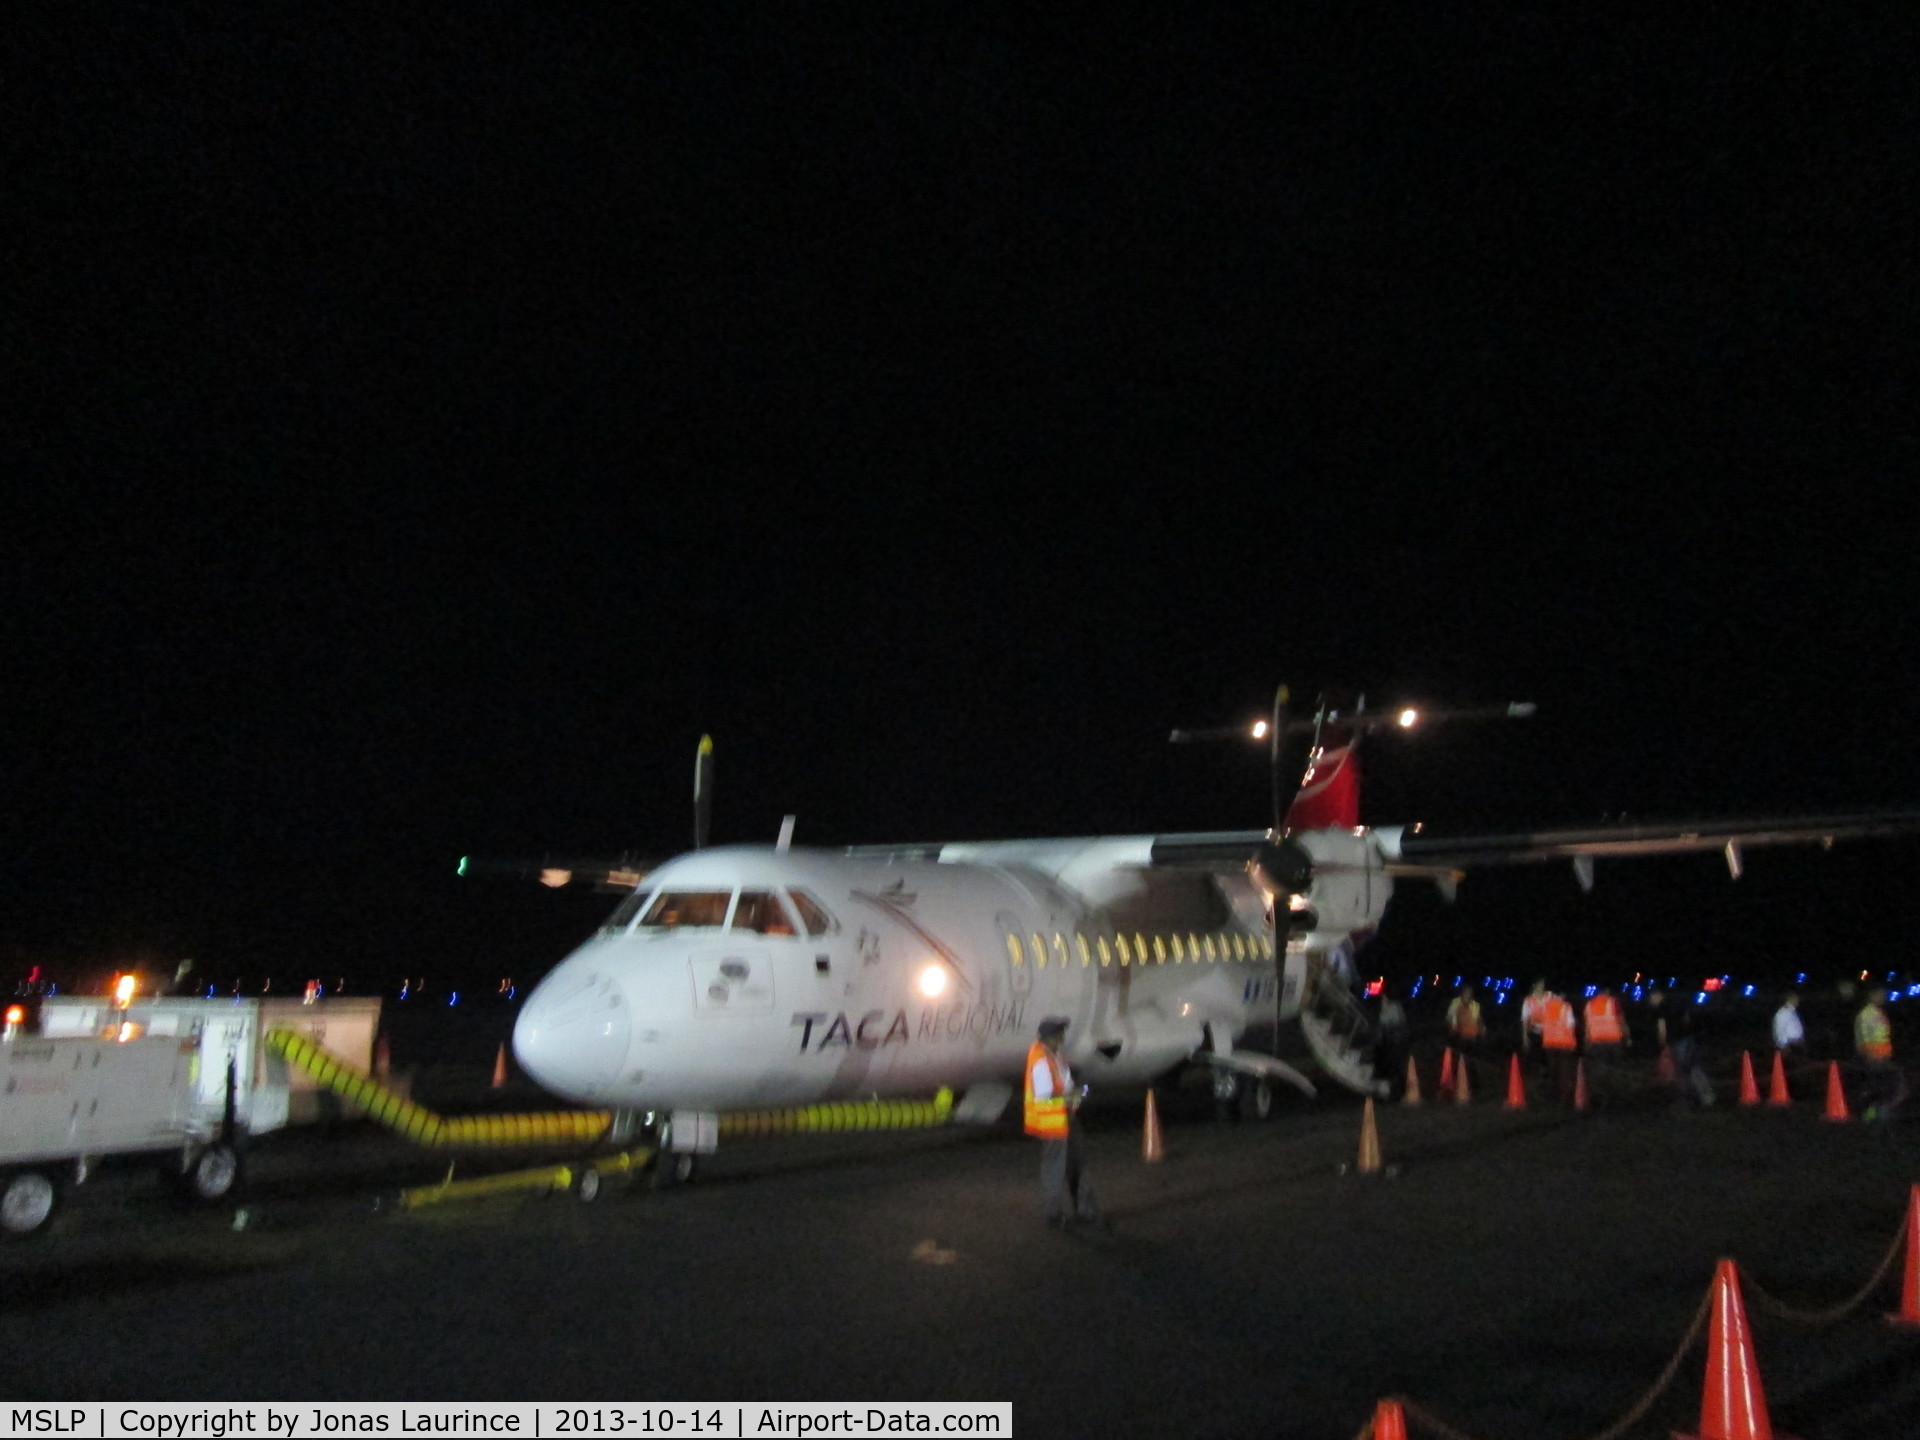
[1582,986,1626,1105]
[1446,983,1483,1096]
[1540,988,1579,1103]
[1025,1017,1103,1229]
[1375,983,1409,1100]
[1771,991,1805,1059]
[1446,984,1483,1051]
[1854,988,1907,1123]
[1519,979,1549,1052]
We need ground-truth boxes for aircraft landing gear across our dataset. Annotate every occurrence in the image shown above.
[1212,1068,1240,1123]
[1,1169,58,1237]
[1239,1077,1274,1122]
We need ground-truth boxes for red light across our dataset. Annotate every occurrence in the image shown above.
[1364,979,1384,998]
[1702,977,1722,992]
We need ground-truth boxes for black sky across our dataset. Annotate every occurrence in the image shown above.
[6,5,1918,992]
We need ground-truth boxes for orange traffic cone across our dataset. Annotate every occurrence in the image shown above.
[1454,1053,1472,1105]
[1438,1047,1456,1097]
[1573,1059,1590,1112]
[1368,1398,1409,1440]
[1142,1089,1164,1163]
[1889,1184,1920,1329]
[1766,1051,1791,1107]
[1822,1061,1849,1122]
[1503,1054,1527,1110]
[1676,1259,1795,1440]
[1738,1051,1760,1107]
[1356,1097,1382,1174]
[491,1042,509,1089]
[1657,1045,1678,1084]
[1402,1056,1423,1106]
[373,1035,392,1081]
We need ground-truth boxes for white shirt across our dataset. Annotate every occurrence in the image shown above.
[1028,1048,1072,1099]
[1772,1004,1805,1049]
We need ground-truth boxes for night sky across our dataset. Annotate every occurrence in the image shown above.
[8,6,1918,997]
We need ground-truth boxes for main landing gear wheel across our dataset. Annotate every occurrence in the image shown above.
[179,1142,242,1205]
[1,1171,57,1237]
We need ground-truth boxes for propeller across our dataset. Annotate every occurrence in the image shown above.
[693,733,714,851]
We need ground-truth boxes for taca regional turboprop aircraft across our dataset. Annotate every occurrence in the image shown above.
[506,708,1920,1167]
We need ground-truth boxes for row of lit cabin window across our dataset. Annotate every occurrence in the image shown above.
[1005,930,1273,969]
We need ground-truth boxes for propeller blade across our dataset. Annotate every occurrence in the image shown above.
[693,734,714,850]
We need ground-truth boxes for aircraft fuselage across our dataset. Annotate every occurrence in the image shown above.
[513,842,1298,1111]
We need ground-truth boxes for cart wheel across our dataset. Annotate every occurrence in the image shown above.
[184,1142,243,1204]
[651,1152,695,1189]
[1,1170,58,1237]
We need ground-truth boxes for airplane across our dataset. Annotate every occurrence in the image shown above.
[504,704,1920,1174]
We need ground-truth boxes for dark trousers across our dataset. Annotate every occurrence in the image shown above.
[1040,1125,1099,1222]
[1545,1048,1578,1104]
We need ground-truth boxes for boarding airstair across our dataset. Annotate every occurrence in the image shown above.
[1297,969,1389,1098]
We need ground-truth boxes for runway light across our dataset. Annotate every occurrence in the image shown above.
[1742,984,1756,997]
[917,964,948,999]
[1397,708,1419,728]
[1703,978,1722,992]
[1250,719,1270,740]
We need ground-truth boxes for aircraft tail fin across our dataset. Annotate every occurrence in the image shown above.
[1284,720,1362,831]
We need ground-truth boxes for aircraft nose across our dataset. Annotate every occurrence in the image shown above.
[513,962,633,1103]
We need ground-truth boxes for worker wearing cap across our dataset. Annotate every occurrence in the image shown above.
[1025,1017,1103,1229]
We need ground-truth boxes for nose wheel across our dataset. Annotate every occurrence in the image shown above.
[650,1152,696,1189]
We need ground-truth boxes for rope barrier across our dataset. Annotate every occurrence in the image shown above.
[1742,1216,1909,1325]
[1397,1284,1712,1440]
[1373,1186,1915,1440]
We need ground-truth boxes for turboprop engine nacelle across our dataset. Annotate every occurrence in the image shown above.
[1267,828,1392,940]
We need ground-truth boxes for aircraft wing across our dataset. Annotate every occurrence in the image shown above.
[1387,810,1920,868]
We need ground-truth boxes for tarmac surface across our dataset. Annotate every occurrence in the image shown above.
[3,1079,1918,1440]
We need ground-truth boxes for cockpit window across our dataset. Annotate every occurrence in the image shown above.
[601,888,656,933]
[637,890,733,929]
[786,889,837,937]
[732,891,797,936]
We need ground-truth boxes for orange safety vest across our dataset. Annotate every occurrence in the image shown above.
[1023,1042,1070,1138]
[1541,995,1578,1051]
[1447,996,1482,1039]
[1856,1006,1893,1062]
[1521,992,1548,1033]
[1584,993,1624,1045]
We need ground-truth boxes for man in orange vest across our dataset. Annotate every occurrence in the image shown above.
[1539,988,1579,1104]
[1583,986,1627,1106]
[1026,1017,1103,1229]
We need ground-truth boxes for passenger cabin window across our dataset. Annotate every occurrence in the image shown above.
[733,891,798,936]
[638,890,733,929]
[786,889,837,937]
